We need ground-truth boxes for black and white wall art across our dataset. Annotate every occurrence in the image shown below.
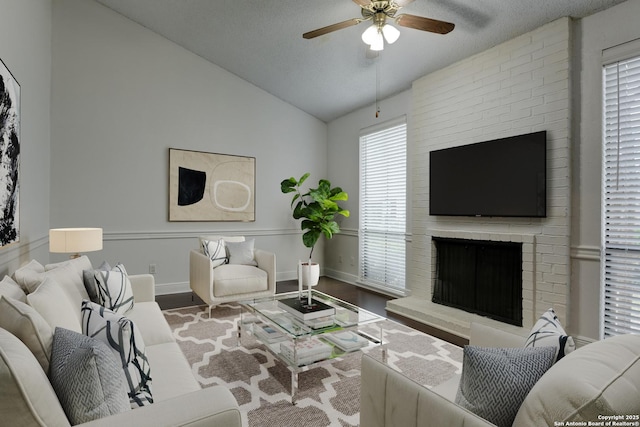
[0,59,20,247]
[169,148,255,221]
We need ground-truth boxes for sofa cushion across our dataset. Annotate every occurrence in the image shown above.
[0,275,26,302]
[202,238,227,268]
[81,301,152,408]
[226,239,258,266]
[45,255,93,276]
[27,276,82,333]
[50,327,130,424]
[15,260,88,324]
[514,334,640,426]
[0,296,53,372]
[455,345,556,427]
[525,308,575,361]
[93,264,134,314]
[213,265,268,297]
[125,301,175,346]
[12,259,45,292]
[0,328,69,427]
[144,342,201,402]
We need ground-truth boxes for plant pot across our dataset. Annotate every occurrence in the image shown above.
[300,262,320,287]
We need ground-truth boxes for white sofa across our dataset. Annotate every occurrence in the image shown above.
[361,323,640,427]
[0,256,241,426]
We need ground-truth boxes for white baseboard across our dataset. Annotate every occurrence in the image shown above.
[155,281,190,295]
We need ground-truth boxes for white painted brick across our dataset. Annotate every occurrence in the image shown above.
[409,18,570,337]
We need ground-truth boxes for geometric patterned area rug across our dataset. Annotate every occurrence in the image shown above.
[163,303,463,427]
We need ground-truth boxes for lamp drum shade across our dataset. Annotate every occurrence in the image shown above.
[49,228,103,254]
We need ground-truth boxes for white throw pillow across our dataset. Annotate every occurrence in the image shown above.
[0,275,26,302]
[93,263,134,314]
[226,239,258,266]
[0,328,69,426]
[26,276,82,333]
[202,238,227,268]
[0,296,53,372]
[12,259,45,293]
[525,308,575,361]
[81,300,152,408]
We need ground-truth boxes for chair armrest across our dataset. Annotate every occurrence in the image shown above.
[254,249,276,293]
[80,387,241,427]
[190,249,213,304]
[129,274,155,303]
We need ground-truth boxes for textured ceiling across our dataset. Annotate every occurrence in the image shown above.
[93,0,626,122]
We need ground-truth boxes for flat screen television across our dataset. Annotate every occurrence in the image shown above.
[429,131,546,217]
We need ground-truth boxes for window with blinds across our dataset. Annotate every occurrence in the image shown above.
[359,118,406,294]
[602,53,640,337]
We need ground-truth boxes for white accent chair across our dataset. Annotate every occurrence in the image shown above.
[190,235,276,317]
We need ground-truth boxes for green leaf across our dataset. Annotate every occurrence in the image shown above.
[329,191,348,202]
[338,209,350,218]
[302,229,321,248]
[298,173,310,186]
[280,177,297,193]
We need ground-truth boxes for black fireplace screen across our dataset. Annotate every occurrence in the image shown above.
[432,237,523,326]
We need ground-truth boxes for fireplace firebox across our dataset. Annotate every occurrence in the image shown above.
[432,237,523,326]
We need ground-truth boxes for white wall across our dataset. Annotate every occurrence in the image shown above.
[50,0,328,292]
[570,0,640,340]
[0,0,52,275]
[325,91,412,285]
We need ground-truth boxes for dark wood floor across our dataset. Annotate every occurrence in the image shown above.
[156,277,467,347]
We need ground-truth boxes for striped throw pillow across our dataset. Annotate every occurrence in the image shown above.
[81,300,152,408]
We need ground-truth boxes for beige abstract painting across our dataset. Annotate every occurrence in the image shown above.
[169,148,255,221]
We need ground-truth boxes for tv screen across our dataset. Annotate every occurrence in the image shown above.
[429,131,546,217]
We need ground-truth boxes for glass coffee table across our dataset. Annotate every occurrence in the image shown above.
[238,289,385,404]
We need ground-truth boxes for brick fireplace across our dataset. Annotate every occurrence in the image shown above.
[386,18,572,338]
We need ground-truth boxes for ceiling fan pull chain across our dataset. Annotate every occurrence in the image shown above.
[375,57,381,118]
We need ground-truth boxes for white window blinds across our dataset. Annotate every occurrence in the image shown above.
[359,119,407,294]
[602,54,640,337]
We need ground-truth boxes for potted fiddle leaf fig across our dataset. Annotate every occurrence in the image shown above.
[281,173,349,286]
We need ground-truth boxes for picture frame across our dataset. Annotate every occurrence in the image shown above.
[0,58,20,247]
[169,148,255,222]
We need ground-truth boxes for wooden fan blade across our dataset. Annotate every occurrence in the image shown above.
[352,0,371,6]
[303,18,361,39]
[396,14,455,34]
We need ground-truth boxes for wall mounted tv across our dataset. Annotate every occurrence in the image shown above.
[429,131,546,217]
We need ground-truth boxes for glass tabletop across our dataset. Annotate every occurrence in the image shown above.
[241,289,384,338]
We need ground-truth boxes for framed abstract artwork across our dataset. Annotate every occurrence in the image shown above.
[0,58,20,247]
[169,148,255,221]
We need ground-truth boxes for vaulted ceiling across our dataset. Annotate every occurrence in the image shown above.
[93,0,626,122]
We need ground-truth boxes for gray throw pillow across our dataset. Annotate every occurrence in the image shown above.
[50,327,130,425]
[226,239,258,266]
[454,345,556,427]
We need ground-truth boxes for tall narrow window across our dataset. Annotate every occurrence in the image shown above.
[602,52,640,337]
[359,118,406,295]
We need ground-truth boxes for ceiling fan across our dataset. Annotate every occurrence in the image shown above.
[303,0,455,51]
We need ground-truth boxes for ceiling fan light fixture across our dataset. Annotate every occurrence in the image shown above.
[370,31,385,51]
[361,24,379,45]
[382,24,400,44]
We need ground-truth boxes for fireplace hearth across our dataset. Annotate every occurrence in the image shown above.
[432,237,523,326]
